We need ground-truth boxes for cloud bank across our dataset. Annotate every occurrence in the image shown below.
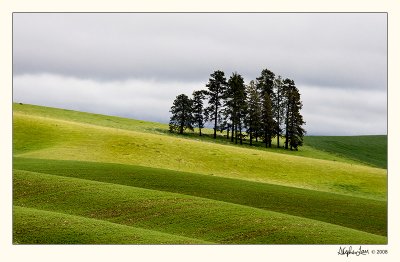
[13,13,387,135]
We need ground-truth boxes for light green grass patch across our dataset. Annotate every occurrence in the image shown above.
[14,112,387,200]
[13,103,375,165]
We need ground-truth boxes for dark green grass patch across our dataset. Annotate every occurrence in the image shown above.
[14,157,387,236]
[13,170,387,244]
[13,206,211,244]
[304,136,387,169]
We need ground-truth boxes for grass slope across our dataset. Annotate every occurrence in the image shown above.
[13,110,386,200]
[14,206,211,244]
[14,170,387,244]
[13,103,167,135]
[13,103,376,165]
[14,157,387,236]
[305,136,387,169]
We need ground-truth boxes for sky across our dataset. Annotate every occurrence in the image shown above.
[13,13,387,135]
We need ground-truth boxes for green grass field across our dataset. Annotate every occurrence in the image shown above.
[13,103,387,244]
[305,136,387,169]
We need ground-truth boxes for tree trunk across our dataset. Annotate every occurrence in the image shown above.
[180,111,184,134]
[277,86,281,148]
[265,130,268,148]
[235,123,238,144]
[213,103,218,139]
[277,133,280,148]
[231,119,234,142]
[285,102,290,149]
[284,129,288,149]
[239,119,243,145]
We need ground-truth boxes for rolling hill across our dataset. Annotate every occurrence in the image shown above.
[13,103,387,244]
[305,135,387,169]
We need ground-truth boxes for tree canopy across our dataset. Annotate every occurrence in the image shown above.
[204,70,227,139]
[169,94,194,134]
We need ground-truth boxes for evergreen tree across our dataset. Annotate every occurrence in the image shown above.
[192,90,206,136]
[257,68,276,147]
[286,85,306,150]
[227,72,247,145]
[169,94,194,134]
[221,80,234,142]
[256,68,275,97]
[220,106,233,140]
[261,91,274,147]
[245,80,262,146]
[204,70,227,139]
[283,78,294,149]
[273,75,285,148]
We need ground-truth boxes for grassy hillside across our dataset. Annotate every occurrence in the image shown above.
[305,136,387,169]
[14,170,386,244]
[14,206,211,244]
[13,110,386,200]
[12,103,372,165]
[14,157,386,236]
[13,103,387,244]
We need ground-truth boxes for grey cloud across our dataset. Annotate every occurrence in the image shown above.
[13,13,387,135]
[13,74,387,135]
[300,85,386,135]
[13,73,203,123]
[13,13,386,90]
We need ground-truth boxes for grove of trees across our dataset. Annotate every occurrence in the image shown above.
[169,68,306,150]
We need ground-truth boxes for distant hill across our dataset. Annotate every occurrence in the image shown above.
[304,136,387,169]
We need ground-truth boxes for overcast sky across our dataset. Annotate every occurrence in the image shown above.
[13,13,387,135]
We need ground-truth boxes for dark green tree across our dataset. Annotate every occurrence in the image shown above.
[169,94,194,134]
[283,78,295,149]
[204,70,227,139]
[222,79,235,142]
[227,72,247,145]
[273,75,285,148]
[192,90,206,136]
[220,106,233,140]
[245,80,262,146]
[285,84,306,150]
[256,68,275,145]
[261,91,274,147]
[256,68,275,97]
